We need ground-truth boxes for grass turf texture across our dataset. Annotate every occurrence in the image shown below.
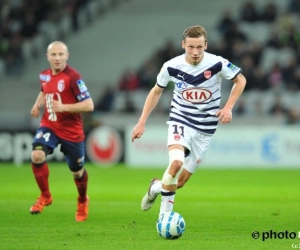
[0,163,299,250]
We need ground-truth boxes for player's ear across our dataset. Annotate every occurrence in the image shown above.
[181,40,185,49]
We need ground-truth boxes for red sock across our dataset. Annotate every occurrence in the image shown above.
[74,170,88,202]
[31,162,51,198]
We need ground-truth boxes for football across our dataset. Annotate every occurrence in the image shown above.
[156,211,186,239]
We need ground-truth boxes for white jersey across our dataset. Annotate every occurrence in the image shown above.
[157,52,241,135]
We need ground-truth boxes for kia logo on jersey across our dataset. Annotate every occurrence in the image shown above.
[182,88,212,103]
[86,126,123,165]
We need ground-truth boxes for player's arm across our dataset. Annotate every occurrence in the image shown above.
[31,91,45,118]
[216,73,246,124]
[132,84,164,142]
[139,84,164,123]
[51,98,94,113]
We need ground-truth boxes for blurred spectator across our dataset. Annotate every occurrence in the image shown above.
[20,12,39,39]
[120,96,137,113]
[252,99,264,116]
[94,85,115,112]
[156,40,180,67]
[137,59,158,90]
[217,9,235,35]
[118,69,140,91]
[240,55,255,91]
[290,67,300,90]
[230,40,247,64]
[282,56,298,87]
[252,68,269,91]
[223,23,248,46]
[288,0,300,14]
[82,112,101,133]
[260,3,277,22]
[234,99,247,115]
[268,63,283,90]
[239,0,260,22]
[266,31,282,49]
[277,10,297,32]
[248,41,263,65]
[281,25,300,50]
[67,0,90,31]
[268,95,289,115]
[286,108,300,125]
[5,32,24,76]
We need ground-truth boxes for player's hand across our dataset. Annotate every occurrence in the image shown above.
[132,121,146,142]
[31,104,40,118]
[51,100,64,113]
[216,107,232,124]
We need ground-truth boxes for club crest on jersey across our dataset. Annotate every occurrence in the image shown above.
[204,70,211,79]
[176,81,187,89]
[174,134,181,141]
[182,88,212,104]
[57,80,65,92]
[77,79,87,93]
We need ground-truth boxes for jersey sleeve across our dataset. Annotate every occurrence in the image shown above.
[219,56,242,80]
[69,72,91,102]
[156,63,171,88]
[39,72,51,92]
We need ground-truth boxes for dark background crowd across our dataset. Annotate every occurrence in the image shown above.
[0,0,120,76]
[1,0,300,125]
[94,0,300,125]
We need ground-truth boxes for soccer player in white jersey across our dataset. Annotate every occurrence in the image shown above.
[131,25,246,216]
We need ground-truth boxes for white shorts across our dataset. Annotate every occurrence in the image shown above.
[167,121,212,173]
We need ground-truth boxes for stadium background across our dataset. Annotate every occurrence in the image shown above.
[0,0,299,168]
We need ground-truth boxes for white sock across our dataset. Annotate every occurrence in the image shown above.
[159,188,175,216]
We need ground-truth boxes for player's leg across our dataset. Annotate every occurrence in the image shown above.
[141,122,191,212]
[159,145,185,216]
[61,140,89,222]
[30,127,58,214]
[159,133,212,216]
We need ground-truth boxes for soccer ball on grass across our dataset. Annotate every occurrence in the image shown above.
[156,211,186,239]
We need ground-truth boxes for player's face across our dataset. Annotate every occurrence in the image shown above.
[47,43,69,74]
[182,36,207,65]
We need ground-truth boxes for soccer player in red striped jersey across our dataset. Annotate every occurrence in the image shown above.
[29,41,94,222]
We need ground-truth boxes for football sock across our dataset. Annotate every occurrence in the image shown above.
[31,162,51,198]
[74,170,88,202]
[150,180,162,196]
[159,188,175,216]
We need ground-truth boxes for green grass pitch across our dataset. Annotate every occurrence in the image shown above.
[0,162,299,250]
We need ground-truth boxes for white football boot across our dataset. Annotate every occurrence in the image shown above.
[141,178,160,211]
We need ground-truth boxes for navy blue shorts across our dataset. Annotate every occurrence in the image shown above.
[32,127,85,171]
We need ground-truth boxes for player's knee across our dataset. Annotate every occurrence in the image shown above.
[31,150,46,164]
[169,160,183,177]
[72,168,85,179]
[162,149,185,185]
[168,149,184,176]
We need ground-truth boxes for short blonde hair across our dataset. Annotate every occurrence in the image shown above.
[183,25,208,42]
